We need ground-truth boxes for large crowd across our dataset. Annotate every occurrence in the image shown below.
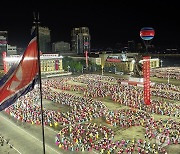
[5,87,107,126]
[151,67,180,80]
[4,74,180,153]
[55,123,114,152]
[55,108,180,153]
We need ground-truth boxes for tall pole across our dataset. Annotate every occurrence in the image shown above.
[144,40,148,55]
[101,52,105,76]
[160,60,163,67]
[167,72,170,84]
[34,12,46,154]
[145,44,148,54]
[85,51,88,68]
[101,66,104,76]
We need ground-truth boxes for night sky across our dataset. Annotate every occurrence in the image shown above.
[0,0,179,49]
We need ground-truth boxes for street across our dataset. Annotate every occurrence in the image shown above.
[0,112,63,154]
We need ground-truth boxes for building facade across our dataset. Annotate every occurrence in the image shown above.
[71,27,90,55]
[32,26,51,53]
[52,41,70,53]
[7,44,17,56]
[0,31,8,68]
[40,54,64,75]
[99,53,160,73]
[3,53,63,75]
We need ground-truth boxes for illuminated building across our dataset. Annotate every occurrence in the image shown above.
[40,54,64,75]
[3,53,64,76]
[7,45,17,55]
[71,27,90,55]
[99,53,160,72]
[0,31,8,68]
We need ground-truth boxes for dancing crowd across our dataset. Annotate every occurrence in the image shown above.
[151,67,180,80]
[3,74,180,153]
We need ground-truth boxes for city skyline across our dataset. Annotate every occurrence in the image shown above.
[0,1,179,50]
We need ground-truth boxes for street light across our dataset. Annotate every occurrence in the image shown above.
[101,66,104,76]
[160,60,163,67]
[167,70,170,84]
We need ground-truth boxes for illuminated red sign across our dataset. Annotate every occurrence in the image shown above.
[143,56,151,105]
[55,60,59,70]
[106,58,121,63]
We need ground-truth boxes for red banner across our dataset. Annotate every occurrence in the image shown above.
[55,60,59,70]
[143,56,151,105]
[2,51,7,73]
[106,58,121,63]
[85,51,88,68]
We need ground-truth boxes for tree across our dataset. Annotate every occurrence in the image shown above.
[132,54,143,77]
[75,62,82,72]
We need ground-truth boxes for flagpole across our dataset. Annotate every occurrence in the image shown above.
[34,13,46,154]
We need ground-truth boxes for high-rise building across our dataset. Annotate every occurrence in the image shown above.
[71,27,90,55]
[0,31,8,68]
[32,26,51,53]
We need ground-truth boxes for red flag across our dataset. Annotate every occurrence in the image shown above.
[0,32,38,111]
[85,51,88,68]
